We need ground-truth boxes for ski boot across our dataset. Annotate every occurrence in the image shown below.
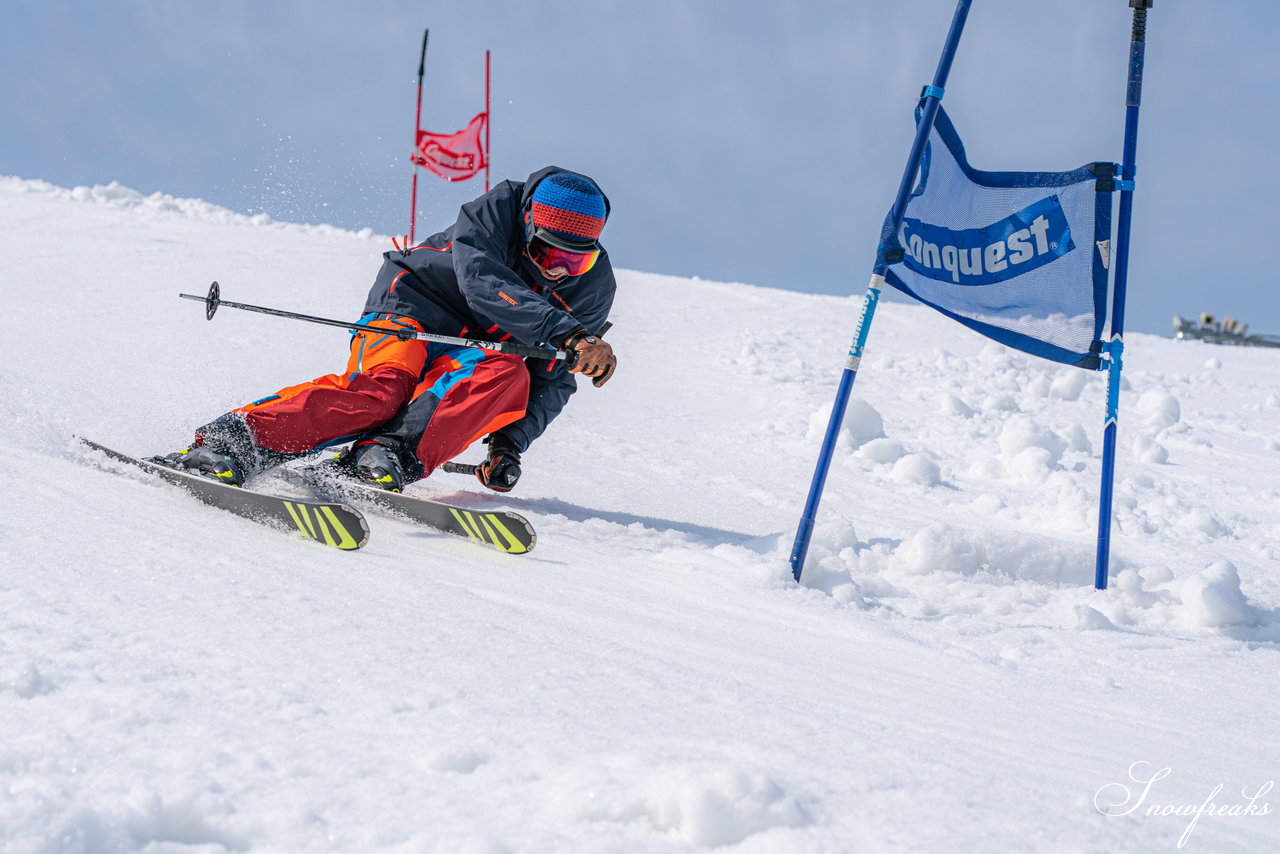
[148,413,278,487]
[148,444,251,487]
[347,440,410,493]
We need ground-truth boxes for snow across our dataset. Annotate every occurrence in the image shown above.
[1,177,1278,852]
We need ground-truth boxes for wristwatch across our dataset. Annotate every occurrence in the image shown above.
[565,331,597,349]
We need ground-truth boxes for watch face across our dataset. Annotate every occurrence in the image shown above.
[584,336,597,344]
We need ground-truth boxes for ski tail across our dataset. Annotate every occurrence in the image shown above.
[77,437,369,550]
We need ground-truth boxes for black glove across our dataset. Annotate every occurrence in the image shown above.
[477,434,522,492]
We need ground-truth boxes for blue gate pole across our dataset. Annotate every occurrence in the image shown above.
[790,0,974,583]
[1095,0,1154,590]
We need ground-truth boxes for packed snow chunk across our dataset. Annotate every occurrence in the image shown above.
[976,531,1094,585]
[421,745,490,774]
[1203,357,1222,370]
[1061,422,1092,454]
[800,561,865,605]
[806,397,884,448]
[891,453,942,486]
[981,392,1020,413]
[4,662,56,698]
[647,767,809,847]
[1132,434,1169,464]
[858,437,906,465]
[885,525,1093,585]
[998,416,1068,467]
[1135,389,1181,430]
[1026,373,1053,397]
[1178,561,1263,628]
[939,392,976,418]
[735,342,765,375]
[965,453,1006,481]
[1180,507,1229,539]
[891,525,980,576]
[1049,368,1092,401]
[799,521,865,603]
[807,519,859,557]
[122,792,249,851]
[1107,562,1272,634]
[1006,447,1056,481]
[566,762,809,848]
[72,180,143,206]
[841,396,886,445]
[1074,605,1118,631]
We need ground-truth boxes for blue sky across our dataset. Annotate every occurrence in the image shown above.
[4,0,1278,339]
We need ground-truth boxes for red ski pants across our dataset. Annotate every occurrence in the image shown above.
[231,316,528,475]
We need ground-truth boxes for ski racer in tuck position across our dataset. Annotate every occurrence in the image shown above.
[156,167,618,494]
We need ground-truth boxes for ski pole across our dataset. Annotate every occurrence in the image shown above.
[442,461,479,476]
[179,281,571,363]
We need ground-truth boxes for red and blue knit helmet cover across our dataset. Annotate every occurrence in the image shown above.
[529,173,606,249]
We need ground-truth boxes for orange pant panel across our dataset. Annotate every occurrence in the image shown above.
[232,317,428,453]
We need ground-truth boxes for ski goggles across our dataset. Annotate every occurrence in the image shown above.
[527,233,600,278]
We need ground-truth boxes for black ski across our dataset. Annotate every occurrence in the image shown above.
[77,438,370,550]
[279,464,536,554]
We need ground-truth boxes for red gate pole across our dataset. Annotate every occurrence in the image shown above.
[484,49,491,193]
[409,29,429,243]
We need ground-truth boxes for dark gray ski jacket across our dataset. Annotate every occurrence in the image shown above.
[361,166,616,452]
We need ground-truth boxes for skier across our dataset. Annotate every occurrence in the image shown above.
[156,166,617,494]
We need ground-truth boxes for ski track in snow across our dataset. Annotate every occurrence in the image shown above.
[1,177,1278,852]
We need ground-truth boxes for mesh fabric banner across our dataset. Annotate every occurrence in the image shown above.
[878,106,1115,369]
[413,112,488,181]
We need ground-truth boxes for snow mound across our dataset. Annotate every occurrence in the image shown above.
[797,523,1279,640]
[563,761,809,848]
[18,792,248,854]
[0,175,378,240]
[807,396,884,448]
[1135,388,1181,431]
[1097,560,1274,632]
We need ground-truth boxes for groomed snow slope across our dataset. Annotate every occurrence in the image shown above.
[1,178,1277,853]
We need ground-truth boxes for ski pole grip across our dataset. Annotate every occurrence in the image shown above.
[499,341,571,362]
[442,461,479,476]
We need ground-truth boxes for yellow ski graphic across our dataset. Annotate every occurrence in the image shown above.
[319,506,360,550]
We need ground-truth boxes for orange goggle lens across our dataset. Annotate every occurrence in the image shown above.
[529,240,600,277]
